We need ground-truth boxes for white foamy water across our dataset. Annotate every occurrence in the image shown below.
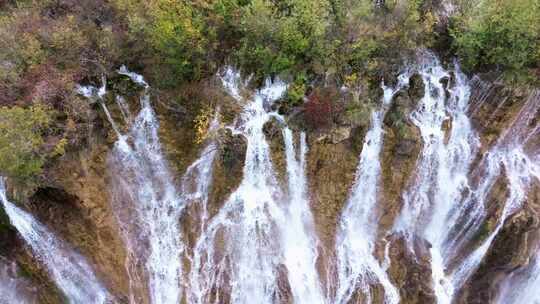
[70,61,540,303]
[460,91,540,304]
[0,259,38,304]
[390,56,483,304]
[190,70,324,304]
[78,67,184,304]
[281,129,325,304]
[448,91,540,293]
[335,73,409,304]
[190,77,288,304]
[0,178,110,304]
[391,54,540,304]
[108,73,183,304]
[181,114,220,233]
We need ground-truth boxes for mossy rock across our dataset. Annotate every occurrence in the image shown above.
[407,73,425,102]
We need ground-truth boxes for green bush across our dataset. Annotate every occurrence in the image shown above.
[235,0,331,81]
[451,0,539,74]
[115,0,220,87]
[0,105,50,180]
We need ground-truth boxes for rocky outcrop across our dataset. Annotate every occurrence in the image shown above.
[468,75,529,152]
[38,135,129,301]
[306,137,359,250]
[457,180,540,303]
[379,83,423,232]
[387,233,436,304]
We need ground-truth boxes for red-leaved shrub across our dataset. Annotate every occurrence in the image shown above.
[303,88,341,129]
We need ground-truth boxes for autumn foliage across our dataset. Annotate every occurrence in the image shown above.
[303,89,341,130]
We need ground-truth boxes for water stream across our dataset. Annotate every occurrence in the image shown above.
[0,178,110,304]
[335,73,410,304]
[0,259,37,304]
[189,71,324,304]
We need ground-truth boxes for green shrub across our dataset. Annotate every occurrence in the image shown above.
[147,1,209,83]
[116,0,224,86]
[0,105,50,180]
[235,0,331,81]
[451,0,539,74]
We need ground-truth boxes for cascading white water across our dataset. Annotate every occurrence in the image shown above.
[0,259,37,304]
[493,91,540,304]
[449,90,540,295]
[69,60,540,303]
[107,70,184,304]
[190,76,288,304]
[389,54,540,304]
[389,56,481,304]
[190,70,324,304]
[0,178,110,304]
[281,129,325,304]
[335,74,409,304]
[393,58,456,236]
[79,67,184,304]
[496,244,540,304]
[181,114,220,233]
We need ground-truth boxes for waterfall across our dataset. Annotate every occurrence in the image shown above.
[497,245,540,304]
[0,259,37,304]
[450,90,540,298]
[335,73,409,304]
[448,91,540,293]
[181,114,219,233]
[389,54,540,304]
[190,70,324,304]
[493,91,540,304]
[107,69,184,304]
[78,67,185,304]
[281,129,325,304]
[0,178,110,304]
[387,56,480,304]
[190,77,287,304]
[66,60,540,302]
[393,58,457,235]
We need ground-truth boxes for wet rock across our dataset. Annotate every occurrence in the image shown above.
[311,125,353,145]
[350,125,368,155]
[264,117,287,186]
[379,122,422,231]
[387,233,436,304]
[263,117,285,140]
[209,128,247,215]
[306,138,358,250]
[395,138,417,157]
[408,73,425,102]
[457,180,540,304]
[440,75,451,99]
[384,91,417,130]
[468,76,526,152]
[442,117,452,144]
[36,135,130,301]
[329,126,352,144]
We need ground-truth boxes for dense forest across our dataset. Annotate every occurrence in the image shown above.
[0,0,538,184]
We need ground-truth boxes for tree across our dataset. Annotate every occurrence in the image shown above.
[451,0,539,77]
[0,105,50,180]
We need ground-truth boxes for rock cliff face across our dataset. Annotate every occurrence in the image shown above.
[1,62,540,304]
